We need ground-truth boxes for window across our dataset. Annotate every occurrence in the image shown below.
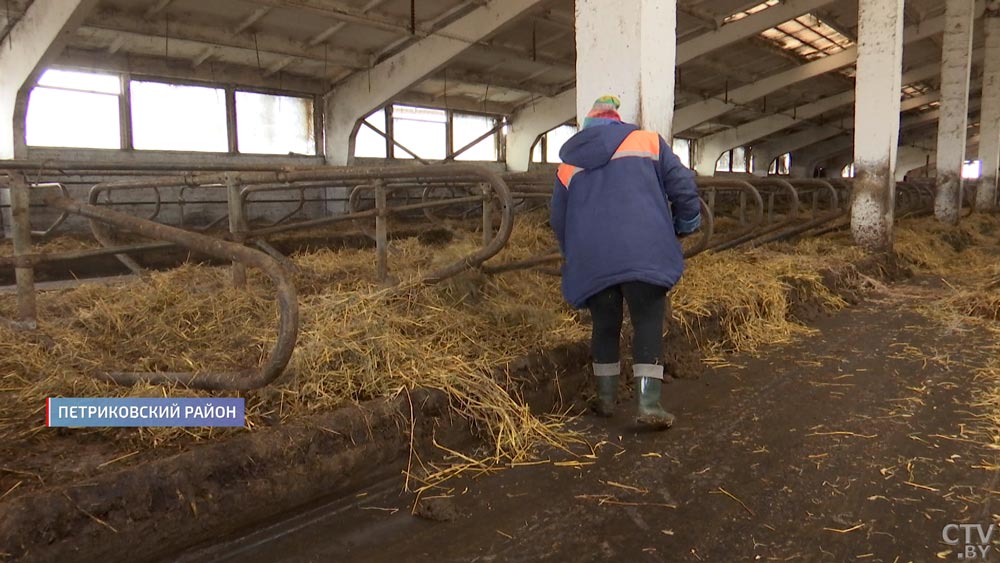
[842,163,855,178]
[715,147,751,173]
[130,81,228,152]
[902,83,932,99]
[963,160,982,179]
[355,108,388,158]
[531,125,578,164]
[769,153,791,175]
[759,14,854,61]
[732,147,748,172]
[545,126,576,163]
[723,0,779,24]
[236,91,315,155]
[672,138,692,169]
[392,105,447,160]
[452,113,499,161]
[26,69,122,149]
[725,1,856,61]
[715,150,732,172]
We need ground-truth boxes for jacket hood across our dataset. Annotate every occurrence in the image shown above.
[558,121,639,170]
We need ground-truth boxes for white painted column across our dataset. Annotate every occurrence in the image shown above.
[575,0,676,139]
[933,0,976,223]
[851,0,905,252]
[0,0,96,160]
[976,3,1000,211]
[934,0,974,224]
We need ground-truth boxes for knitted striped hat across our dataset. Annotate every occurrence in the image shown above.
[583,95,623,128]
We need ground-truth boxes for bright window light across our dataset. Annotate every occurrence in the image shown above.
[27,70,122,149]
[544,125,578,164]
[452,113,498,161]
[723,0,779,24]
[355,108,388,158]
[842,163,855,178]
[131,80,228,152]
[37,69,121,95]
[235,91,315,155]
[716,150,732,172]
[392,105,446,160]
[963,160,982,179]
[902,83,932,99]
[732,146,748,172]
[769,153,791,175]
[758,13,854,61]
[531,139,543,162]
[672,138,692,168]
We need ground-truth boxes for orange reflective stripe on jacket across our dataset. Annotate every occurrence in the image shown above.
[557,130,660,189]
[557,163,581,189]
[611,130,661,161]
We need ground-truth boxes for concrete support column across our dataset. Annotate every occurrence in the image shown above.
[851,0,905,252]
[751,150,773,177]
[976,2,1000,211]
[0,0,96,160]
[505,89,575,172]
[575,0,676,139]
[934,0,976,223]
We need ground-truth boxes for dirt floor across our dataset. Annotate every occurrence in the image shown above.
[176,275,1000,563]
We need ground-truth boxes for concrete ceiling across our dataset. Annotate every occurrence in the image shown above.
[0,0,972,146]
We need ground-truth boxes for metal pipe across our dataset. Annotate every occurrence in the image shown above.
[9,175,37,329]
[45,195,299,391]
[481,182,493,247]
[375,181,389,283]
[695,178,765,252]
[0,241,176,267]
[226,173,248,288]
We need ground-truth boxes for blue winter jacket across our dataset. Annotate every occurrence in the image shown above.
[550,121,701,308]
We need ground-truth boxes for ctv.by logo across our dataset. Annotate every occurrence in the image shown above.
[942,523,998,560]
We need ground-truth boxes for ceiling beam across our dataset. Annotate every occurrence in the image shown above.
[393,91,513,115]
[143,0,172,19]
[232,7,272,35]
[56,46,326,93]
[324,0,543,164]
[431,69,561,97]
[82,8,368,70]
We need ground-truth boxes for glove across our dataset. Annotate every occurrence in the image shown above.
[674,214,701,238]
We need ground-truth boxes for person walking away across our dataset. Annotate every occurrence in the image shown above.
[550,95,701,430]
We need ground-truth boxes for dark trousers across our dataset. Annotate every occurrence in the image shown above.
[586,281,667,366]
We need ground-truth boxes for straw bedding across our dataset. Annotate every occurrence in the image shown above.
[1,211,996,477]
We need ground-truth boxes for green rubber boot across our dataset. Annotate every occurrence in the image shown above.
[594,376,618,417]
[592,362,619,417]
[634,366,675,430]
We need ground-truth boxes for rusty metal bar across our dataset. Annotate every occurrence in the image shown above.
[481,182,493,247]
[0,241,176,267]
[695,178,764,252]
[226,173,248,288]
[9,175,37,329]
[44,195,299,391]
[375,181,389,283]
[253,240,299,273]
[712,178,801,251]
[29,183,71,237]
